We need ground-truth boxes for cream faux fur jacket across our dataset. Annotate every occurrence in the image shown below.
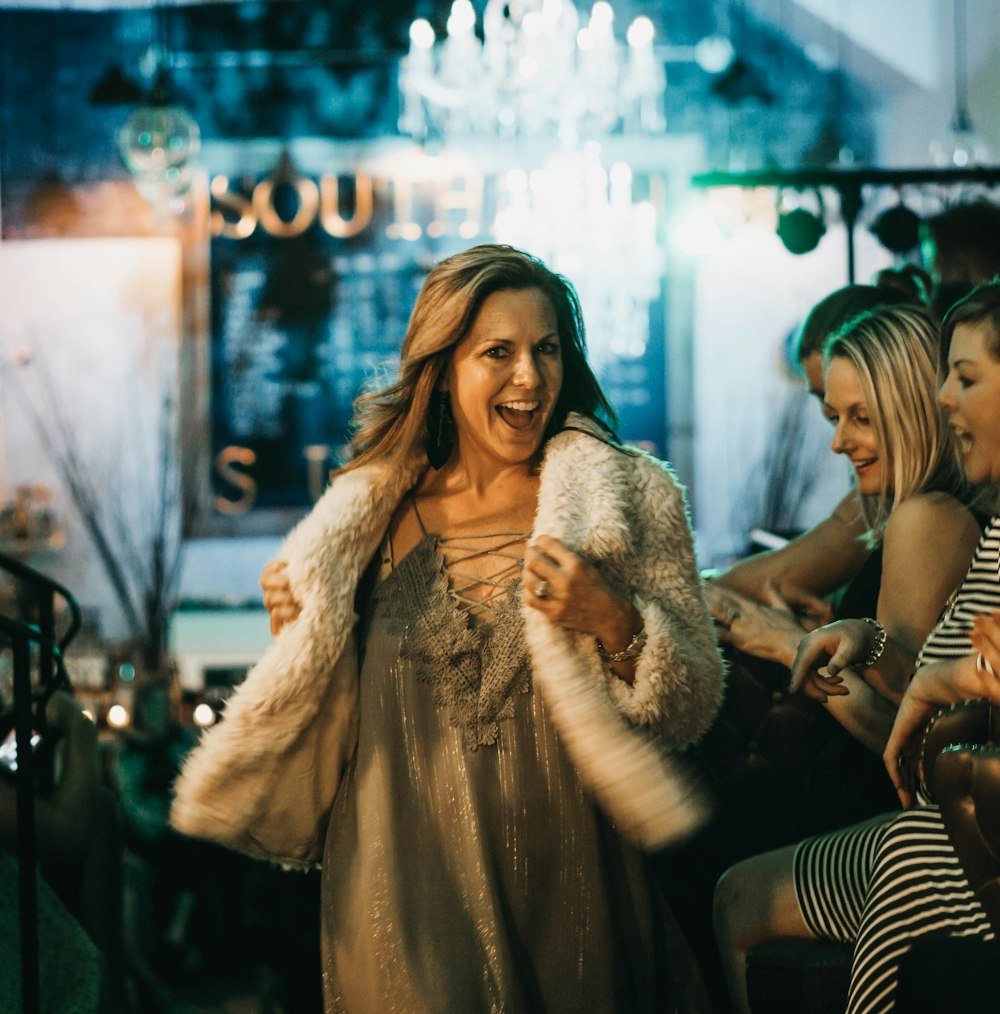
[171,416,724,867]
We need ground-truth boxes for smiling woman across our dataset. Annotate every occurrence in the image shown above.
[443,287,564,469]
[713,285,1000,1014]
[711,300,984,1014]
[825,356,883,494]
[938,308,1000,487]
[823,305,966,546]
[171,243,724,1013]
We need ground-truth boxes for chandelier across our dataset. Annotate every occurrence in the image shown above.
[398,0,666,145]
[493,150,661,367]
[396,0,673,378]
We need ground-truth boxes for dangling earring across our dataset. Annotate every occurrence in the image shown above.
[426,390,455,469]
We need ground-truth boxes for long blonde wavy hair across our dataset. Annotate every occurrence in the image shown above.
[824,304,968,545]
[338,244,616,475]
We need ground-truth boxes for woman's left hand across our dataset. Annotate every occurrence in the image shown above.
[523,535,642,658]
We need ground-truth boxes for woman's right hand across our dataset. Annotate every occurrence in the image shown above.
[790,618,877,693]
[790,663,850,703]
[260,560,302,635]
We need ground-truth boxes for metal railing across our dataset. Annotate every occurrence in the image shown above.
[0,552,80,1014]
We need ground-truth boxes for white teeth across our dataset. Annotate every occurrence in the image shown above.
[500,401,539,411]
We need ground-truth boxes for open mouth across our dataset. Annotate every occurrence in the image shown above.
[496,400,540,431]
[952,427,973,455]
[852,457,878,473]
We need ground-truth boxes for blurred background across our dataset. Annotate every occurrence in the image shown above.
[0,1,998,1009]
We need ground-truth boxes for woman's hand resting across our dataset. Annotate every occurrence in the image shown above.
[523,535,642,679]
[789,618,880,701]
[260,560,302,635]
[703,580,808,668]
[882,658,966,806]
[881,618,1000,806]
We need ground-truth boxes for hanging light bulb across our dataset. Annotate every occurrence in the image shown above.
[400,0,666,142]
[119,71,200,179]
[931,0,990,168]
[931,107,991,169]
[119,104,199,176]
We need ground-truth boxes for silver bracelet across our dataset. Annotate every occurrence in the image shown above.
[976,652,997,677]
[596,625,647,663]
[862,617,887,667]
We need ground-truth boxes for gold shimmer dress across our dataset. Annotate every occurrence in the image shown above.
[320,518,671,1014]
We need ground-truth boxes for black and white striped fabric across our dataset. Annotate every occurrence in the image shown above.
[915,514,1000,665]
[793,514,1000,1014]
[847,807,994,1013]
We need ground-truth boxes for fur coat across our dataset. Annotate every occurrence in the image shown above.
[170,416,724,867]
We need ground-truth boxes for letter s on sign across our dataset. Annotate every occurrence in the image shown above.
[214,446,258,515]
[210,176,257,240]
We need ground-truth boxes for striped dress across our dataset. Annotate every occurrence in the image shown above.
[793,515,1000,1014]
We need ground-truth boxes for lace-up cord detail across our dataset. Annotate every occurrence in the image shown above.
[409,496,529,616]
[438,532,528,614]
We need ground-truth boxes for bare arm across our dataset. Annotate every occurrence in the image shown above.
[821,666,901,754]
[714,490,869,620]
[867,494,980,701]
[788,649,900,752]
[790,494,981,751]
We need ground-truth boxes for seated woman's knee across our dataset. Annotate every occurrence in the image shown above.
[715,847,806,948]
[714,858,760,947]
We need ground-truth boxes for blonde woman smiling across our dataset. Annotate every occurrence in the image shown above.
[714,303,982,1014]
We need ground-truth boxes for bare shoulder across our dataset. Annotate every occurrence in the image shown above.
[884,492,980,550]
[878,492,981,644]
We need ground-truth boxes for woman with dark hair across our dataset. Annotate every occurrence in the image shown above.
[715,283,1000,1014]
[171,244,724,1012]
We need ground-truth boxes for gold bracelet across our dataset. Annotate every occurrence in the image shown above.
[596,625,647,663]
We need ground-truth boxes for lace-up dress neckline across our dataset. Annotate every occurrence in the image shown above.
[386,494,531,617]
[322,497,665,1012]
